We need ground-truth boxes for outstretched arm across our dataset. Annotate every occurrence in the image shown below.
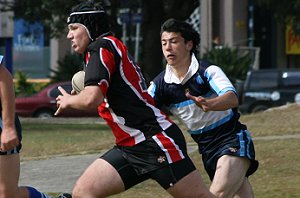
[185,91,238,112]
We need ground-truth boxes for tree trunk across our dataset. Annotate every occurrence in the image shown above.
[140,0,165,84]
[140,0,199,84]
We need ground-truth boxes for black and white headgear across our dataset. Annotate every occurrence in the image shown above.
[67,1,110,41]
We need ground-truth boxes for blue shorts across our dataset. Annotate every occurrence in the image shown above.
[101,124,196,190]
[0,115,22,155]
[192,121,259,180]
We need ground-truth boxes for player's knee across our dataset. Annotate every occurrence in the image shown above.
[210,182,234,198]
[72,183,86,198]
[72,183,99,198]
[210,188,233,198]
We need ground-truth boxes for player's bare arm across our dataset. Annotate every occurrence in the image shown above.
[186,91,238,112]
[0,66,19,151]
[55,85,103,116]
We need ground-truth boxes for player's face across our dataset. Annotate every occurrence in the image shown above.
[161,32,193,68]
[67,23,91,54]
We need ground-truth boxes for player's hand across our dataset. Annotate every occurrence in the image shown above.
[55,86,71,116]
[0,127,20,152]
[185,91,209,112]
[71,89,77,95]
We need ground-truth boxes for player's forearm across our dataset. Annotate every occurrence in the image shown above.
[208,91,238,111]
[70,87,103,110]
[0,66,16,129]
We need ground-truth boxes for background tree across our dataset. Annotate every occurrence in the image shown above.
[50,53,83,83]
[140,0,199,83]
[1,0,199,83]
[255,0,300,35]
[202,47,252,82]
[2,1,300,82]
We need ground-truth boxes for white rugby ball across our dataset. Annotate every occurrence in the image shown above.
[71,70,85,93]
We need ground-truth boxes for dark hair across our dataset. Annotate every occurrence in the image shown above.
[67,1,110,41]
[160,18,200,54]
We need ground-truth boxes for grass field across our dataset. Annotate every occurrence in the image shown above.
[19,103,300,197]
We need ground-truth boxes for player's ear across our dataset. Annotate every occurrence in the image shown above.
[186,40,193,51]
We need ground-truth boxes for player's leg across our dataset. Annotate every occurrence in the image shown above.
[233,177,254,198]
[72,158,125,198]
[151,156,214,198]
[167,170,214,198]
[18,186,52,198]
[0,154,20,198]
[209,155,251,198]
[0,153,50,198]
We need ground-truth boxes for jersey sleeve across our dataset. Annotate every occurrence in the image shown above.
[0,55,3,64]
[85,47,117,96]
[204,65,236,96]
[147,77,165,109]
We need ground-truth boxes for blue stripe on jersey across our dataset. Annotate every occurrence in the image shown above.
[237,129,252,159]
[196,74,204,84]
[245,130,252,159]
[238,131,246,156]
[189,110,234,134]
[170,99,194,108]
[148,82,156,97]
[204,71,222,94]
[204,66,236,96]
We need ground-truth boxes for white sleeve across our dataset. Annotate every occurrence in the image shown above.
[204,65,236,96]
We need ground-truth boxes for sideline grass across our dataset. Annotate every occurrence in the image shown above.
[20,122,114,160]
[19,104,300,197]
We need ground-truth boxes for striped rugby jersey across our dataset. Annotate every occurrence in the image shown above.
[84,34,175,147]
[148,54,239,135]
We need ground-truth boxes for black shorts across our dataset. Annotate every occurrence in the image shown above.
[0,115,22,155]
[101,124,196,190]
[192,122,259,181]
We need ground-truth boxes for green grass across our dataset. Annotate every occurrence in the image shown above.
[250,139,300,198]
[21,122,114,160]
[19,104,300,197]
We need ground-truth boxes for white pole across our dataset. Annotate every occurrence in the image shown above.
[135,23,140,62]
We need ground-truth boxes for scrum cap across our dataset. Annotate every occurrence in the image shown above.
[67,1,110,41]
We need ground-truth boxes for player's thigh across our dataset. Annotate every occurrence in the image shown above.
[167,170,213,198]
[0,154,20,196]
[210,155,250,196]
[72,158,125,198]
[152,158,212,198]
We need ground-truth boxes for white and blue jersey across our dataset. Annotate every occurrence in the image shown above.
[148,54,258,179]
[148,54,238,135]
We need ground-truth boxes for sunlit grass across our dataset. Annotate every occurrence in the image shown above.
[19,105,300,198]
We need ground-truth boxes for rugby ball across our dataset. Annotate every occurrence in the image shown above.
[71,70,85,93]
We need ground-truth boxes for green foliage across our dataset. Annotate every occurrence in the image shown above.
[14,71,36,97]
[50,53,83,83]
[12,0,83,38]
[256,0,300,35]
[14,71,49,97]
[201,46,252,81]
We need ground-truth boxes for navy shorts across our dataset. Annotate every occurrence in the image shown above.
[192,121,259,180]
[101,124,196,190]
[0,115,22,155]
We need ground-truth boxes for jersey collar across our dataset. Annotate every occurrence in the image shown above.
[164,53,199,84]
